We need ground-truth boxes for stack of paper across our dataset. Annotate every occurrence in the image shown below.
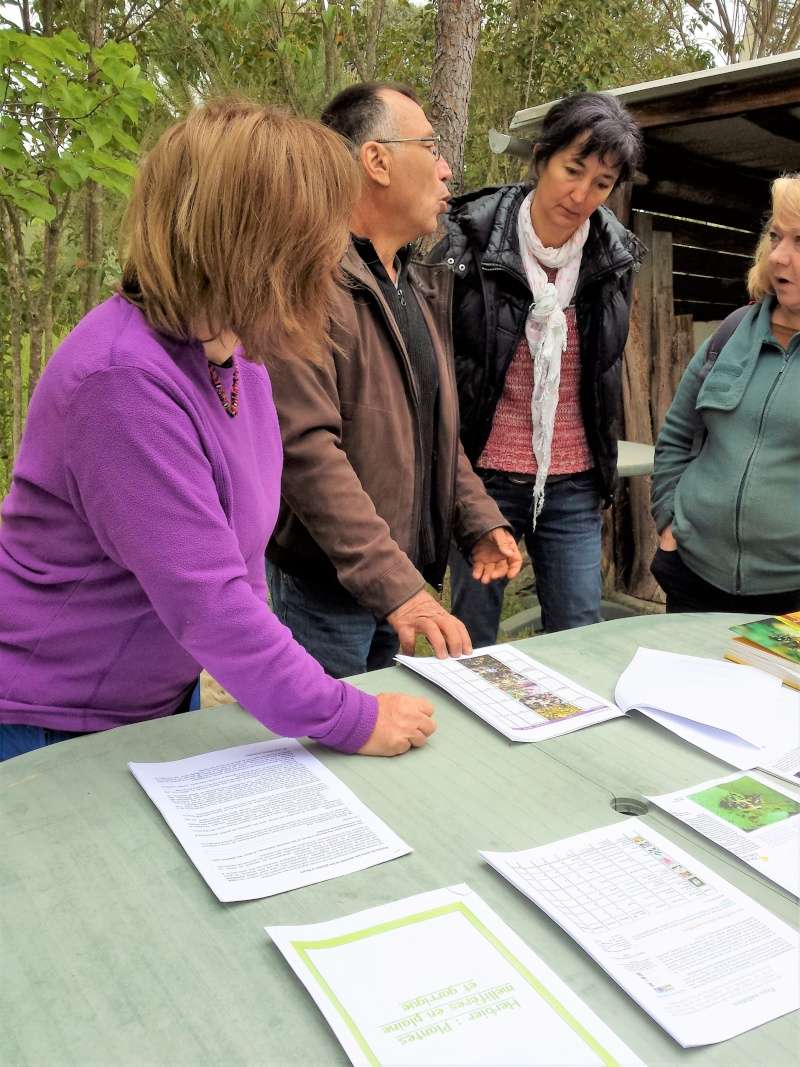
[482,821,799,1047]
[267,885,644,1066]
[615,648,800,768]
[129,739,410,901]
[647,770,800,896]
[397,645,623,742]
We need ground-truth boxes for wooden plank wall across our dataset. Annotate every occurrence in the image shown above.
[610,205,759,602]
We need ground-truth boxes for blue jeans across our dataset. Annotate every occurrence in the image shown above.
[0,724,83,762]
[451,468,602,646]
[267,565,400,679]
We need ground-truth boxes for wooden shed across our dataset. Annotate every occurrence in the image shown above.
[496,51,800,603]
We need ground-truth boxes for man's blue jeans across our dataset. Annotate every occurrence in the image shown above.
[450,468,603,647]
[267,565,400,679]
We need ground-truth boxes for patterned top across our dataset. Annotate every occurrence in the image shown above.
[478,268,593,475]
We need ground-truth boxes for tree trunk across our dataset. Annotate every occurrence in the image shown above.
[81,0,105,315]
[429,0,481,195]
[363,0,386,81]
[81,181,105,314]
[0,205,24,460]
[318,0,340,98]
[28,197,70,393]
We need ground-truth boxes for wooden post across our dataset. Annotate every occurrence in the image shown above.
[650,229,674,434]
[672,314,695,390]
[621,289,662,601]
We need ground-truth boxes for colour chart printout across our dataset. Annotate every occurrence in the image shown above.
[396,645,623,741]
[482,820,800,1047]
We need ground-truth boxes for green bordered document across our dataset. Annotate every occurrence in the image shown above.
[266,884,644,1066]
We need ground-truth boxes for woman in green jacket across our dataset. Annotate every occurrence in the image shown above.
[651,173,800,613]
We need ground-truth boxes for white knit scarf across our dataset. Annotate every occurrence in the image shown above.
[517,190,589,527]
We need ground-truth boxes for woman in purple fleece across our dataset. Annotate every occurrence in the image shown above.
[0,99,435,761]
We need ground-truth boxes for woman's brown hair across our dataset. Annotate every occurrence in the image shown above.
[748,172,800,301]
[119,98,359,361]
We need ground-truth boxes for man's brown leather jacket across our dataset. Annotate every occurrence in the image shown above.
[267,242,507,619]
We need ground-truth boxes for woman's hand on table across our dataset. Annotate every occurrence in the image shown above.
[658,523,678,551]
[357,692,436,756]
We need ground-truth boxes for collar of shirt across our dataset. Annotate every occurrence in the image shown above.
[351,235,412,289]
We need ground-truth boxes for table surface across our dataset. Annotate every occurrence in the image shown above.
[2,613,798,1067]
[617,440,656,477]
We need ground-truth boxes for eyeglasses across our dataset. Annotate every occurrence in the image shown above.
[374,136,441,160]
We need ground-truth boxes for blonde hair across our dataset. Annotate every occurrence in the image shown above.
[747,172,800,301]
[120,98,359,361]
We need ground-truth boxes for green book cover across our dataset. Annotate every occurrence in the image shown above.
[730,616,800,665]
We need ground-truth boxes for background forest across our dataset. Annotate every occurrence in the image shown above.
[0,0,796,494]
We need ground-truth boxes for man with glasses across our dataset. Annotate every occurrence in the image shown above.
[266,82,520,679]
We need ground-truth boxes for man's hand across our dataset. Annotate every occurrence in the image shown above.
[386,589,472,658]
[658,523,678,552]
[470,527,522,584]
[357,692,436,756]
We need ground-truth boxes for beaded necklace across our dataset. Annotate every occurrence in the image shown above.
[208,356,239,418]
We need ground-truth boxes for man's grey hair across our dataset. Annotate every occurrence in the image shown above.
[321,82,420,149]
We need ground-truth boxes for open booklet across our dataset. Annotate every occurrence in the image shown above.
[647,770,800,896]
[615,648,800,769]
[129,739,410,901]
[396,645,622,742]
[481,820,799,1047]
[266,884,645,1066]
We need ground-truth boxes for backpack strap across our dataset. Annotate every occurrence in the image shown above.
[690,303,752,455]
[697,304,752,383]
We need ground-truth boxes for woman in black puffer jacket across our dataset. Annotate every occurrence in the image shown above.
[433,92,644,643]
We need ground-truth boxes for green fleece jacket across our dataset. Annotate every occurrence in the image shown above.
[652,297,800,595]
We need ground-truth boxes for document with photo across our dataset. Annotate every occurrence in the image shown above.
[266,884,645,1066]
[647,771,800,896]
[129,739,410,902]
[482,820,799,1047]
[396,645,623,742]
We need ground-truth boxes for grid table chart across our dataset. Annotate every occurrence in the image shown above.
[397,645,622,742]
[501,829,723,934]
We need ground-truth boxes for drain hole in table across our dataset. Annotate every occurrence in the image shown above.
[611,796,649,816]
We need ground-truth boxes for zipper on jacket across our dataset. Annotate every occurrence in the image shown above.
[733,351,790,593]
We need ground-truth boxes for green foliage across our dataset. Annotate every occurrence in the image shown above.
[464,0,711,190]
[0,28,154,218]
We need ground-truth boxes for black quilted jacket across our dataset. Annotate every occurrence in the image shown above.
[431,182,645,504]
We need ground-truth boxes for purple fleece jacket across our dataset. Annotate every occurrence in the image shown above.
[0,296,377,751]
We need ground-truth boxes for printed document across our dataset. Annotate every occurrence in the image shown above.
[760,746,800,788]
[647,771,800,896]
[615,648,800,768]
[129,739,410,901]
[481,820,799,1046]
[266,884,644,1066]
[397,645,622,742]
